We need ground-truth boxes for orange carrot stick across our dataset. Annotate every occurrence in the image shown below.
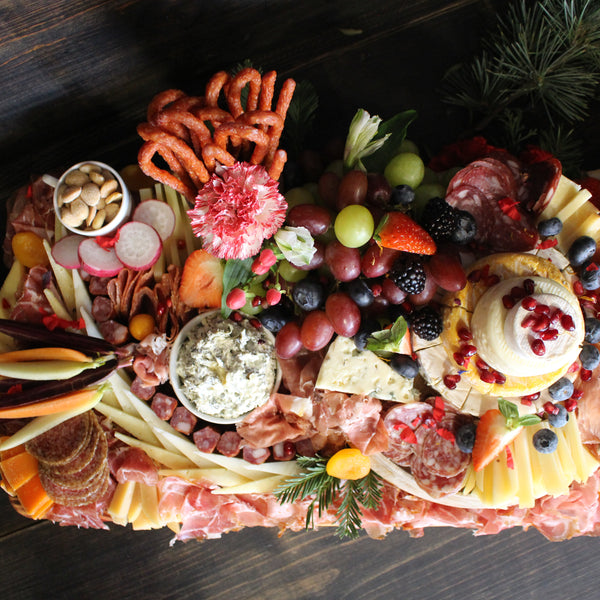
[0,347,90,363]
[0,388,99,419]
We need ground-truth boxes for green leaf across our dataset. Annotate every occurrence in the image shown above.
[365,316,408,357]
[220,258,253,317]
[362,110,418,173]
[517,414,543,427]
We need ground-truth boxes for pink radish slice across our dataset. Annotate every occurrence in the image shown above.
[132,199,176,241]
[114,221,162,270]
[78,238,123,277]
[52,235,84,269]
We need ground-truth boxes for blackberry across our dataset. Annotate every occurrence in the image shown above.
[409,306,443,341]
[420,197,458,242]
[390,255,426,294]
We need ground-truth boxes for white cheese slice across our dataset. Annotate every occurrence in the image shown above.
[315,335,418,402]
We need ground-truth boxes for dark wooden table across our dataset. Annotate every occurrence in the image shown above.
[2,1,599,598]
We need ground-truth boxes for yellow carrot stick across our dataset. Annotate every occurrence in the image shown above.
[0,347,90,363]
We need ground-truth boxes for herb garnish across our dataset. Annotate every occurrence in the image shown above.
[273,455,384,539]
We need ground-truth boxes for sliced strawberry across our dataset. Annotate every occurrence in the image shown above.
[179,249,224,309]
[579,176,600,210]
[471,408,522,472]
[375,212,436,255]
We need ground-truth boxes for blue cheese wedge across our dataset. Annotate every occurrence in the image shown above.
[315,335,418,402]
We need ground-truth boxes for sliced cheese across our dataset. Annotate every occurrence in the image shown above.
[139,482,162,528]
[72,269,93,320]
[538,175,581,221]
[512,430,535,508]
[108,481,137,526]
[128,483,143,523]
[211,474,286,495]
[158,468,251,488]
[114,432,196,470]
[316,335,418,402]
[0,259,25,319]
[43,239,75,316]
[95,401,160,446]
[553,188,592,226]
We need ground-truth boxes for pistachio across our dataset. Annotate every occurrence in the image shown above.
[100,178,119,198]
[80,182,101,206]
[64,170,90,186]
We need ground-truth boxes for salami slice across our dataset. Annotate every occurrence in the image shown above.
[447,157,517,200]
[216,430,242,457]
[193,426,221,454]
[410,454,468,499]
[40,463,111,507]
[25,413,92,466]
[445,184,491,242]
[417,420,470,478]
[382,402,433,467]
[151,392,178,420]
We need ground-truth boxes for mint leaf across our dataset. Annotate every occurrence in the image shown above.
[517,414,542,427]
[365,316,408,357]
[221,257,253,317]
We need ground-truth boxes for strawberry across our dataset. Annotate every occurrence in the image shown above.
[179,249,224,309]
[375,212,436,255]
[472,399,541,472]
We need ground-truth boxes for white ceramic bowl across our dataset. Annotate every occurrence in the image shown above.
[169,310,282,425]
[48,160,132,237]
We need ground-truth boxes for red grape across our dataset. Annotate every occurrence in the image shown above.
[300,310,335,351]
[366,173,392,209]
[287,204,331,236]
[318,171,340,210]
[408,264,438,305]
[382,277,407,304]
[361,245,400,278]
[325,292,361,337]
[429,253,467,292]
[325,241,361,281]
[337,170,368,210]
[275,322,303,359]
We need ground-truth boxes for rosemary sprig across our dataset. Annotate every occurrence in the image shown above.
[273,454,384,539]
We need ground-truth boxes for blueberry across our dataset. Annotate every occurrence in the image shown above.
[537,217,563,237]
[548,377,574,401]
[579,261,600,290]
[353,318,380,351]
[450,210,477,245]
[533,429,558,453]
[579,343,600,370]
[389,185,415,207]
[343,279,374,308]
[291,280,325,311]
[584,317,600,343]
[568,236,596,267]
[548,404,569,428]
[258,305,292,333]
[455,422,477,454]
[390,355,419,378]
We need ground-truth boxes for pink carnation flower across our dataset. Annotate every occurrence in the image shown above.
[187,162,287,260]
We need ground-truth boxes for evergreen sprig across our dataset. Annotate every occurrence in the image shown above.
[273,454,384,539]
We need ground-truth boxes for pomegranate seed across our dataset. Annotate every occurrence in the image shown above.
[231,312,243,322]
[479,370,496,383]
[571,389,584,400]
[485,274,500,286]
[511,286,525,299]
[530,338,546,356]
[461,344,477,357]
[543,402,559,415]
[574,281,585,295]
[532,315,550,332]
[520,398,533,406]
[533,303,550,315]
[502,295,515,309]
[475,357,489,370]
[252,296,262,307]
[581,368,592,381]
[549,308,563,325]
[568,361,579,373]
[468,269,482,282]
[540,328,559,341]
[521,314,537,328]
[453,352,469,367]
[250,318,262,329]
[371,283,382,297]
[565,398,578,412]
[494,372,506,384]
[458,327,473,341]
[523,279,535,295]
[521,296,537,311]
[561,314,575,331]
[444,374,461,389]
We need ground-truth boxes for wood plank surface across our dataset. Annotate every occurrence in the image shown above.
[1,1,600,598]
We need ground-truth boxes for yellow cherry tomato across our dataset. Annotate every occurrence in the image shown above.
[326,448,371,480]
[129,313,155,340]
[11,231,49,268]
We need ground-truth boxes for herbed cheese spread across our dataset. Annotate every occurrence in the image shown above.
[175,312,278,420]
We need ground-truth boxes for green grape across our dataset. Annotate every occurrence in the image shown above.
[324,159,344,178]
[285,187,315,209]
[395,139,419,155]
[278,259,309,282]
[383,152,425,189]
[334,205,375,248]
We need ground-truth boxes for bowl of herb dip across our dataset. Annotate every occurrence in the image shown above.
[169,310,281,424]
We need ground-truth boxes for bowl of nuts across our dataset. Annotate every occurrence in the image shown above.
[49,161,132,236]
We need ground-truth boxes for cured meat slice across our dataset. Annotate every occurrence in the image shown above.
[88,276,112,296]
[524,157,562,213]
[416,420,470,478]
[242,446,271,464]
[382,402,433,467]
[410,454,467,499]
[447,157,517,200]
[99,319,130,345]
[131,376,156,401]
[216,431,242,457]
[193,426,221,454]
[25,413,92,466]
[91,295,116,322]
[170,406,198,435]
[151,392,178,420]
[40,463,111,507]
[112,446,158,486]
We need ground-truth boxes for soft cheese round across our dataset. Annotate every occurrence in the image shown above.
[471,277,584,377]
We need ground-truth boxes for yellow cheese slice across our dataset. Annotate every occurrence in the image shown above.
[108,481,136,526]
[539,175,581,221]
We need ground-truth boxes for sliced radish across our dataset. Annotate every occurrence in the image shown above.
[114,221,162,270]
[52,235,84,269]
[133,199,176,241]
[78,238,123,277]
